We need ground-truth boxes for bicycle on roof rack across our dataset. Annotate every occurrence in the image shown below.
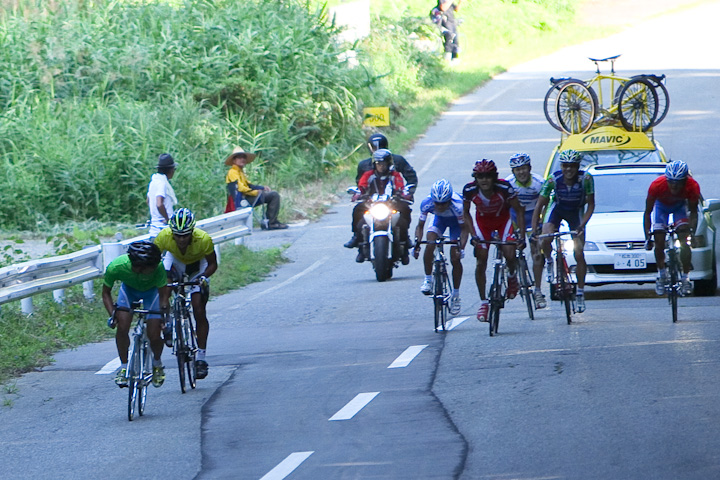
[543,54,670,135]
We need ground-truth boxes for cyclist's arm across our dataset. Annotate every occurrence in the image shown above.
[462,200,475,236]
[414,218,426,244]
[509,197,525,238]
[578,193,595,233]
[643,194,656,238]
[102,285,115,316]
[201,250,218,278]
[155,195,169,222]
[532,195,549,233]
[158,285,171,310]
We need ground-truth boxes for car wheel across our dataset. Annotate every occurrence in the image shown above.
[694,261,717,296]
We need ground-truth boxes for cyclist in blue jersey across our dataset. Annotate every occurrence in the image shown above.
[531,149,595,312]
[413,179,469,314]
[505,153,547,309]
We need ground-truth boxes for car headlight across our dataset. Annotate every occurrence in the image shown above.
[583,241,599,251]
[369,203,391,220]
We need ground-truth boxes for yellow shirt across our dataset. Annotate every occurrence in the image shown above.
[225,165,260,197]
[154,227,214,265]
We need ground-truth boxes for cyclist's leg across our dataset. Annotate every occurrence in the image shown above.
[652,203,671,271]
[424,229,439,275]
[115,285,138,364]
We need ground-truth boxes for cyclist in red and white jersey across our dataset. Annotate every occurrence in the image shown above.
[463,159,525,322]
[643,160,701,295]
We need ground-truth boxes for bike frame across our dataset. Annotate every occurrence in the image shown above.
[663,225,686,323]
[125,301,160,421]
[476,237,518,337]
[168,277,199,393]
[420,237,458,332]
[539,231,577,324]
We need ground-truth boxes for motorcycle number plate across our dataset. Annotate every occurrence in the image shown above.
[613,253,646,270]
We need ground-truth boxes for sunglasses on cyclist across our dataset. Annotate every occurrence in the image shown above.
[474,173,495,179]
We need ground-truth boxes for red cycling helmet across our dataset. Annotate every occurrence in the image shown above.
[473,159,498,176]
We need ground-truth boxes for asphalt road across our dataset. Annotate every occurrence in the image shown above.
[2,2,720,479]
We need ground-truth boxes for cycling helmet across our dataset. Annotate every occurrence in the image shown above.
[168,208,196,235]
[509,153,531,169]
[127,241,162,267]
[665,160,689,181]
[367,133,389,152]
[473,159,498,176]
[558,149,582,164]
[372,148,393,166]
[430,179,453,203]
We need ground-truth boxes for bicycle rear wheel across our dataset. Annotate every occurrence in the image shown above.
[638,75,669,127]
[668,251,679,323]
[618,77,658,132]
[518,256,535,320]
[555,80,598,134]
[186,317,198,389]
[543,78,582,132]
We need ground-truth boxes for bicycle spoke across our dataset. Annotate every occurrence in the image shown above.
[555,81,597,134]
[618,77,658,132]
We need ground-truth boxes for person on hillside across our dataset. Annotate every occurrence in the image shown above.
[154,208,218,379]
[147,153,178,238]
[413,179,468,315]
[643,160,701,296]
[344,133,417,254]
[505,153,547,309]
[430,0,461,62]
[463,159,525,322]
[531,149,595,313]
[225,146,288,230]
[102,241,170,388]
[354,148,413,264]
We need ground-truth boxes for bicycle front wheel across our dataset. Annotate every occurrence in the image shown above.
[138,342,150,416]
[186,317,198,389]
[638,75,669,127]
[668,252,679,323]
[518,256,535,320]
[555,80,598,134]
[558,260,572,325]
[618,77,658,132]
[175,315,188,393]
[127,339,140,421]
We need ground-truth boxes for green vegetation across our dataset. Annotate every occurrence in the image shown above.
[0,242,287,386]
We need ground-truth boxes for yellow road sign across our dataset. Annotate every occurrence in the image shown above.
[363,107,390,127]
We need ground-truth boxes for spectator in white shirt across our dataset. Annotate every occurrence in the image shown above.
[147,153,178,238]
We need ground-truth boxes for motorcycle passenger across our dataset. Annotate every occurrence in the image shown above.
[413,179,469,315]
[102,241,170,388]
[643,160,701,296]
[154,208,217,379]
[345,133,418,251]
[355,148,413,264]
[531,149,595,313]
[505,153,547,309]
[463,159,525,322]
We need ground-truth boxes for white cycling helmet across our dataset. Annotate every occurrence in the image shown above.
[509,153,531,169]
[665,160,689,181]
[430,179,453,203]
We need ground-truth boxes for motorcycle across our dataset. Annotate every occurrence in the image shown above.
[347,186,414,282]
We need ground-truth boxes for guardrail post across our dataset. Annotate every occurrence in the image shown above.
[214,245,221,265]
[21,297,33,315]
[53,289,65,304]
[83,280,95,300]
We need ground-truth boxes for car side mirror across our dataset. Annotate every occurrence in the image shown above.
[347,186,360,195]
[702,198,720,213]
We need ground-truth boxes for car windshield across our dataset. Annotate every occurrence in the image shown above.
[550,149,662,173]
[593,172,662,213]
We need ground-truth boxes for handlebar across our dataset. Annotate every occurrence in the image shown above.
[536,231,579,240]
[418,238,460,246]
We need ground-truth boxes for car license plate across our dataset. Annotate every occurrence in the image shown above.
[614,253,646,270]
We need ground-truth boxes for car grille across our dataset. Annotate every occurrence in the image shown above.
[605,241,645,250]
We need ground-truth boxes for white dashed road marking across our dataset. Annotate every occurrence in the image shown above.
[95,357,121,375]
[329,392,380,421]
[388,345,428,368]
[446,316,469,331]
[260,451,314,480]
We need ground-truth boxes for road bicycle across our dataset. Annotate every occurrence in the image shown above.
[474,236,519,337]
[538,231,578,324]
[418,237,459,332]
[516,244,535,320]
[543,54,669,134]
[123,300,163,421]
[167,277,200,393]
[660,225,688,323]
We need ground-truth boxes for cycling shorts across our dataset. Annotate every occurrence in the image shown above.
[652,201,689,231]
[117,284,162,320]
[428,215,462,240]
[473,216,514,251]
[510,209,539,233]
[546,205,582,232]
[164,255,209,296]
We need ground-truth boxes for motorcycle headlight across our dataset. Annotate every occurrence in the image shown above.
[369,203,391,220]
[562,239,574,253]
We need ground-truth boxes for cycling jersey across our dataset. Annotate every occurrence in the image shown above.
[463,180,517,248]
[103,254,167,291]
[647,176,700,206]
[505,172,544,212]
[419,192,464,240]
[154,227,215,266]
[540,170,594,210]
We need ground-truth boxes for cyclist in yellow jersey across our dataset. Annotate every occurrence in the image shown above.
[154,208,217,379]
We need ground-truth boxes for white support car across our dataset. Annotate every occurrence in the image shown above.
[559,164,720,296]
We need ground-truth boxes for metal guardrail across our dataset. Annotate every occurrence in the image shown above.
[0,207,253,309]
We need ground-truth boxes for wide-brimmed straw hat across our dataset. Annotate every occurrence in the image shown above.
[224,146,257,166]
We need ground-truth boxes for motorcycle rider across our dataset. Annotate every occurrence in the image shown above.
[413,179,468,315]
[354,148,413,264]
[345,133,417,253]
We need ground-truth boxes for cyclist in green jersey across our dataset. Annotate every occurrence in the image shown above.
[102,241,170,388]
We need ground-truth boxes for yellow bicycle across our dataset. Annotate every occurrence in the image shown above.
[543,55,669,134]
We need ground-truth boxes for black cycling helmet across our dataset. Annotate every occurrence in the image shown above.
[127,241,162,267]
[367,133,389,152]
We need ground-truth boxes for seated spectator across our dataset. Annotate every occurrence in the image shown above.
[224,147,288,230]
